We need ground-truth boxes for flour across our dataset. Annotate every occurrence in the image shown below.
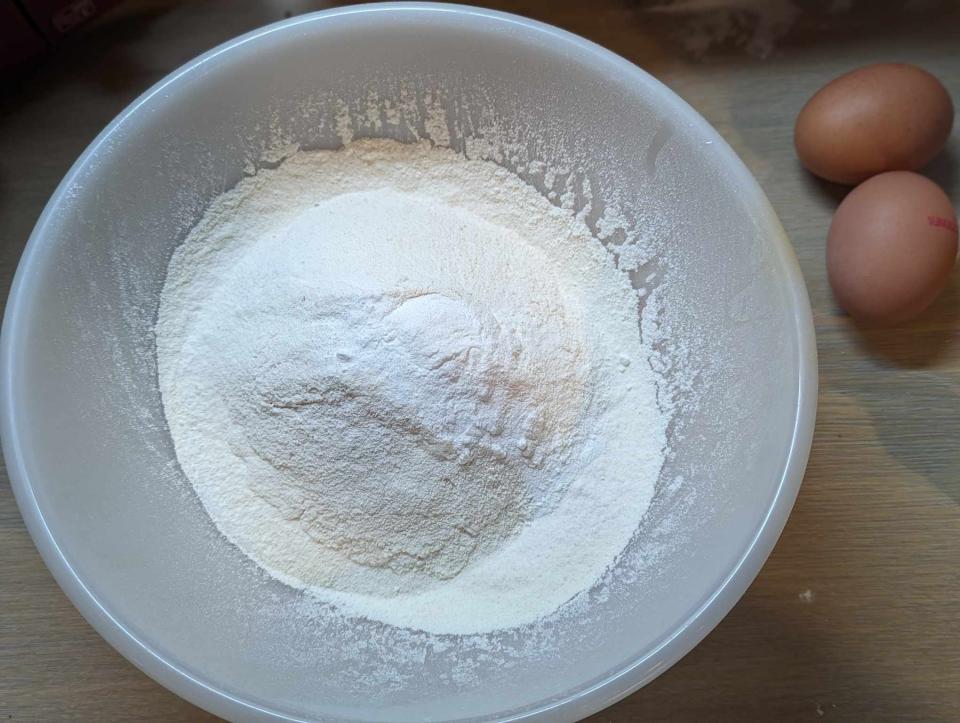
[156,139,668,634]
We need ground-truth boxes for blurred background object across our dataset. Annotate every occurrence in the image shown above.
[1,0,125,72]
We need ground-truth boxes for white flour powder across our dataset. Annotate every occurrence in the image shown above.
[156,139,667,634]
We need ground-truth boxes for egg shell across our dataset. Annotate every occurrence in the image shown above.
[827,171,958,324]
[796,63,954,185]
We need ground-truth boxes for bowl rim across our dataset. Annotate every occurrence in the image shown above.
[0,3,818,721]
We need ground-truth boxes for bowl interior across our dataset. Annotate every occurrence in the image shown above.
[4,7,812,722]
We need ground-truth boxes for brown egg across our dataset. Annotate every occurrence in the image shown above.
[795,63,954,185]
[827,171,957,324]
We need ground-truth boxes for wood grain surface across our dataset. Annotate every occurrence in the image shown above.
[1,1,958,721]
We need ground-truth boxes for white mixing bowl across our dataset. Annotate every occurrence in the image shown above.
[1,4,816,721]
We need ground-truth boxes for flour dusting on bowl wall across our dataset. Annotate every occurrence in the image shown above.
[1,6,815,721]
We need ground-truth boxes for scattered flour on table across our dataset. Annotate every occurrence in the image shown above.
[156,139,668,634]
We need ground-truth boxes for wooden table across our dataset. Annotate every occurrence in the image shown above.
[1,2,958,720]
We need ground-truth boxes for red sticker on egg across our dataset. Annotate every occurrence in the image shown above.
[927,215,958,233]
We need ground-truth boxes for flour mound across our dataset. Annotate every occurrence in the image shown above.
[157,140,667,633]
[202,191,591,583]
